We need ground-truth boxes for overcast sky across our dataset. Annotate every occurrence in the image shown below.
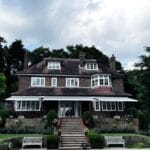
[0,0,150,70]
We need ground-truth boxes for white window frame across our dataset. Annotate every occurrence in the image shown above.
[31,77,45,87]
[102,101,116,111]
[66,78,79,87]
[47,61,61,70]
[117,102,124,111]
[51,77,57,87]
[94,100,101,111]
[85,63,98,70]
[91,74,111,87]
[15,101,41,111]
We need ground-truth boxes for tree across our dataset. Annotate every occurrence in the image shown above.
[29,46,50,65]
[0,73,6,100]
[66,44,109,65]
[0,36,7,73]
[126,47,150,130]
[50,48,69,58]
[7,40,25,74]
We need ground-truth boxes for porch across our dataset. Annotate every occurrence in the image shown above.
[6,96,137,118]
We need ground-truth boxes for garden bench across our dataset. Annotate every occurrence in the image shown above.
[104,135,125,147]
[22,137,43,148]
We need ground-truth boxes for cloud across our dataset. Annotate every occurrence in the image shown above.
[0,0,150,69]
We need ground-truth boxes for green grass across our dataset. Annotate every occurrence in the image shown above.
[101,133,150,140]
[0,134,42,143]
[101,133,150,148]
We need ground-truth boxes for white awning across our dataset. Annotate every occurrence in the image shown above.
[93,97,137,102]
[6,96,137,102]
[6,96,40,101]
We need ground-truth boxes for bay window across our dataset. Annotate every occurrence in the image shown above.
[91,74,111,87]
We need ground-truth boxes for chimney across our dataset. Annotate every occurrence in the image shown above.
[79,52,85,67]
[23,50,28,70]
[109,54,116,70]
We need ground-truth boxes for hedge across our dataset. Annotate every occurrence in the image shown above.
[0,143,8,150]
[0,128,53,134]
[47,134,59,149]
[88,132,105,148]
[93,128,136,133]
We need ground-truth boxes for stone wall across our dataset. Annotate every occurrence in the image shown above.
[5,117,45,129]
[94,117,139,132]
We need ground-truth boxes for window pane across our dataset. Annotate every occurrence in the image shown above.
[22,101,26,110]
[36,102,40,110]
[104,79,108,85]
[118,102,124,111]
[17,101,21,109]
[107,102,111,110]
[112,102,116,110]
[99,79,103,85]
[95,101,99,110]
[103,102,107,110]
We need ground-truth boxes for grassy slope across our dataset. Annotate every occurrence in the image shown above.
[0,134,42,143]
[102,133,150,140]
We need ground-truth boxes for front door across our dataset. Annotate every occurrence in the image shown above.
[59,101,80,117]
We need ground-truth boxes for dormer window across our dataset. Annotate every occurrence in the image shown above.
[47,61,61,69]
[91,74,111,87]
[85,63,98,70]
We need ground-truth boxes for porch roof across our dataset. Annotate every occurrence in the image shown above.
[6,96,137,102]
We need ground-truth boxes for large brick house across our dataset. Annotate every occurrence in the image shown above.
[6,53,137,118]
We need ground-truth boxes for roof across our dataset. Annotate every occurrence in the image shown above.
[12,87,131,97]
[18,58,123,76]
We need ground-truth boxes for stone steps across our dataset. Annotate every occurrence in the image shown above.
[59,118,90,150]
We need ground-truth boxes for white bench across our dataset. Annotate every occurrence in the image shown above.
[104,136,125,147]
[22,137,43,148]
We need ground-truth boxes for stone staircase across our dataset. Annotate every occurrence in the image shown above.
[59,118,90,150]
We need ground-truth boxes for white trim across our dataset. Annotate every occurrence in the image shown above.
[51,77,57,87]
[31,77,45,87]
[6,96,138,102]
[66,78,79,87]
[94,97,137,102]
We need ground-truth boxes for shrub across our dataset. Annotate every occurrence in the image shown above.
[82,111,95,128]
[93,128,136,133]
[46,110,57,127]
[0,108,10,127]
[0,143,8,150]
[127,107,138,118]
[88,131,105,148]
[138,111,149,130]
[47,134,59,149]
[5,137,22,149]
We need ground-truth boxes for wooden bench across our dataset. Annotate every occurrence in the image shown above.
[22,137,43,148]
[104,136,125,147]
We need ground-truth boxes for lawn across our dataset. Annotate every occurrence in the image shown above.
[0,134,42,143]
[102,133,150,140]
[102,133,150,148]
